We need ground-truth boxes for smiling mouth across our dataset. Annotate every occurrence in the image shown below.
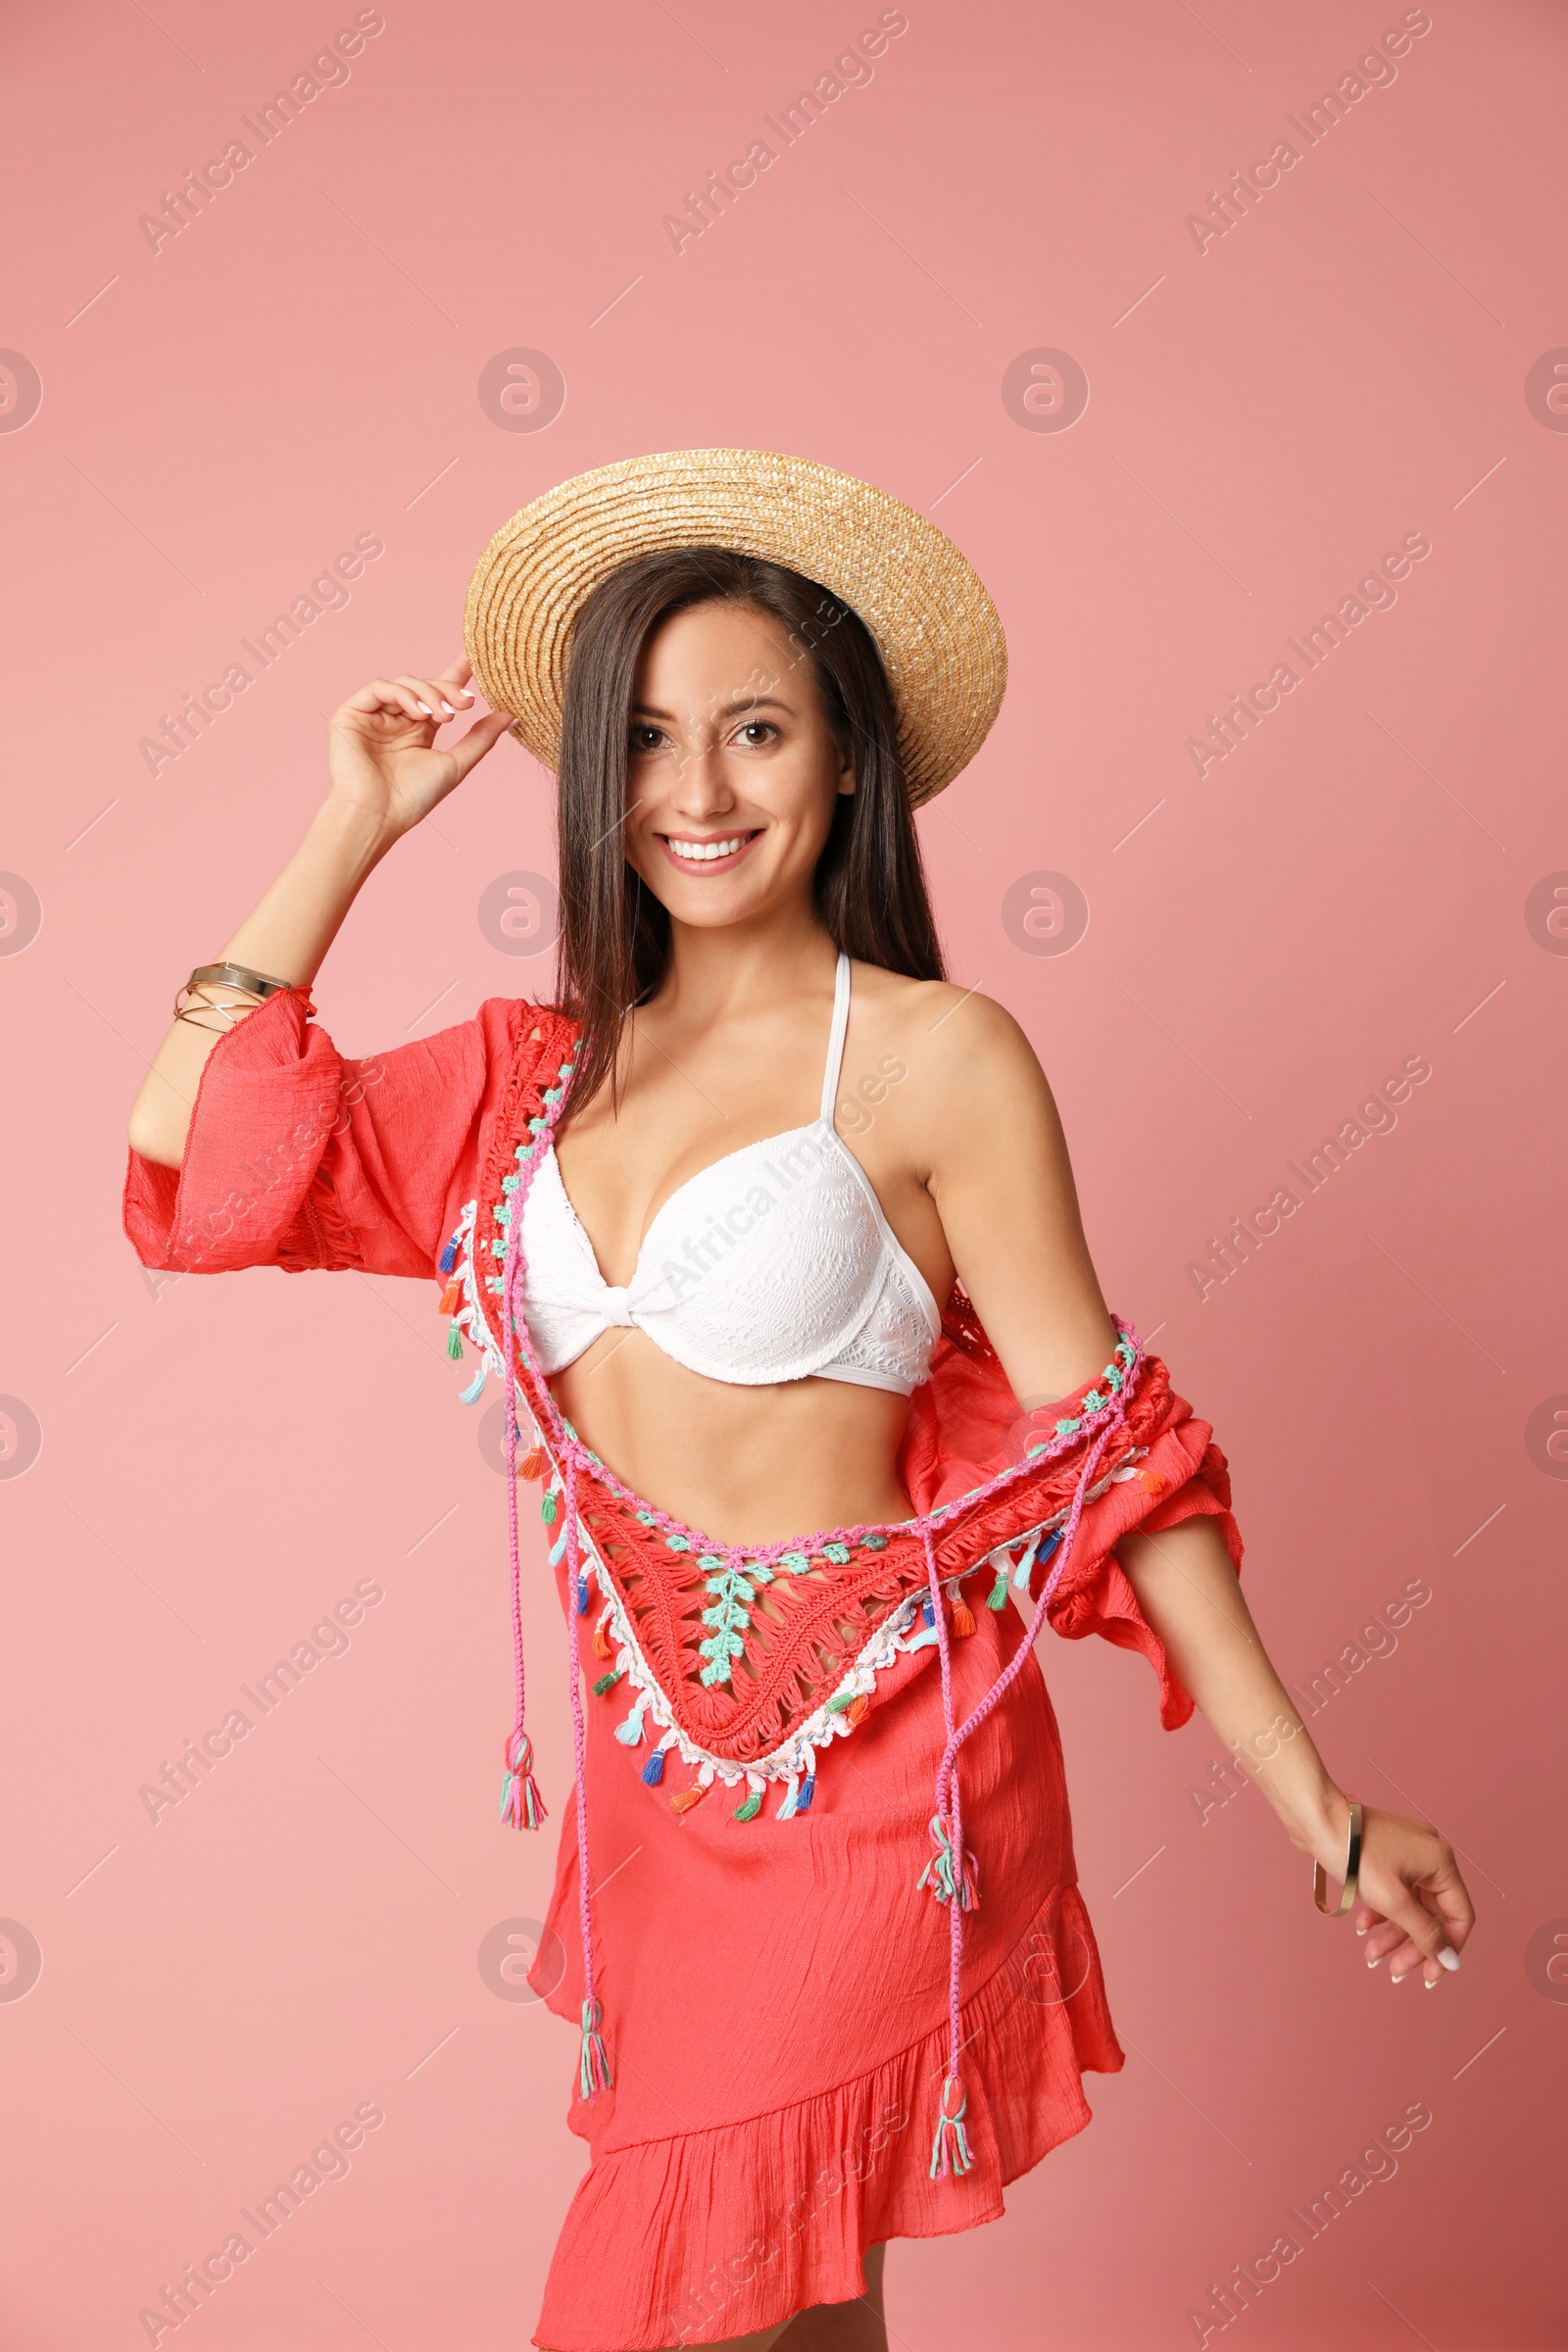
[656,831,761,868]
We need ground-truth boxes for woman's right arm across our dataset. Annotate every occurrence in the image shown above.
[126,656,512,1168]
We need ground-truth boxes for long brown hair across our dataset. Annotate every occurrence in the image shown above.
[552,546,946,1122]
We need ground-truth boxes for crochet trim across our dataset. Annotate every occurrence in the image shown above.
[440,1189,1152,1799]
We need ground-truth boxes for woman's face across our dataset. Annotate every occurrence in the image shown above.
[619,599,854,931]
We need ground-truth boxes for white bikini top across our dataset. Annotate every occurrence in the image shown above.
[517,954,942,1395]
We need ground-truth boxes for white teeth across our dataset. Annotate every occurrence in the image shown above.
[666,835,748,861]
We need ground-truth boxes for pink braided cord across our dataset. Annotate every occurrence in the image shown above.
[500,1190,528,1747]
[925,1406,1126,2117]
[563,1451,599,2016]
[922,1526,967,2119]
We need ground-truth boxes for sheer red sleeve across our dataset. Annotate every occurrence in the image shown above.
[902,1307,1243,1732]
[122,988,545,1280]
[1025,1404,1242,1730]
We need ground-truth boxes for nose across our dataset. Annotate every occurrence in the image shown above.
[669,734,737,818]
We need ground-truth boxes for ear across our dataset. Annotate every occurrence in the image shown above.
[835,745,857,797]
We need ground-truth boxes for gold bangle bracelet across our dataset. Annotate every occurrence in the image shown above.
[1313,1797,1363,1916]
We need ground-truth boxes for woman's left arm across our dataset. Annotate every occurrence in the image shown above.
[1113,1514,1473,1987]
[918,989,1475,1990]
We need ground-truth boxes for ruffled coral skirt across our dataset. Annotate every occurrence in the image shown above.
[528,1567,1123,2351]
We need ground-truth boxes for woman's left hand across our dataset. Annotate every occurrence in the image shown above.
[1344,1802,1475,1987]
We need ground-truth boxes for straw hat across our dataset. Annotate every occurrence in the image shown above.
[463,448,1005,807]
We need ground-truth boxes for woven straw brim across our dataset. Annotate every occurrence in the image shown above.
[463,448,1005,807]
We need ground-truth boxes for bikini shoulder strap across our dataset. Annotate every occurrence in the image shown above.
[819,953,852,1123]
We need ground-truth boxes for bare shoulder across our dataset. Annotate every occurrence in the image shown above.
[846,962,1055,1135]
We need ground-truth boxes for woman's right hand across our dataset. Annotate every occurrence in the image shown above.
[324,654,514,843]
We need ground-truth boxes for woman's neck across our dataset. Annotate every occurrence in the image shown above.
[652,904,839,1024]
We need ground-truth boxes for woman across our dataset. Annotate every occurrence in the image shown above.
[125,450,1474,2352]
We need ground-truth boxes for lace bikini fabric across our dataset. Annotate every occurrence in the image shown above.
[515,954,942,1395]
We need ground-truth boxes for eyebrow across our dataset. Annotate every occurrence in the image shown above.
[631,695,794,720]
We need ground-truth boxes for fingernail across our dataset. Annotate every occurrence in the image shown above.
[1438,1947,1461,1973]
[460,688,474,701]
[416,701,433,714]
[1424,1975,1440,1989]
[1390,1967,1408,1984]
[439,701,455,714]
[1366,1954,1381,1969]
[1355,1924,1368,1936]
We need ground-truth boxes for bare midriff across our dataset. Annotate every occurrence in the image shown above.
[547,1333,918,1547]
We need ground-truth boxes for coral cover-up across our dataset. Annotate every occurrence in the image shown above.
[123,990,1243,2352]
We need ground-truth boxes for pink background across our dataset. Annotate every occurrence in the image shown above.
[2,0,1565,2344]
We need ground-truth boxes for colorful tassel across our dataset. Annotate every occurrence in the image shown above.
[592,1667,623,1697]
[519,1446,545,1482]
[846,1692,870,1727]
[917,1812,980,1909]
[640,1746,666,1787]
[592,1620,613,1659]
[459,1358,486,1402]
[986,1561,1010,1609]
[776,1772,801,1820]
[578,1999,612,2099]
[445,1324,464,1360]
[668,1786,705,1817]
[438,1236,459,1275]
[541,1491,559,1525]
[952,1595,976,1638]
[574,1573,589,1615]
[498,1730,546,1831]
[1013,1532,1048,1590]
[796,1772,815,1813]
[437,1278,462,1317]
[1138,1468,1168,1494]
[732,1787,762,1822]
[606,1693,644,1749]
[930,2076,975,2180]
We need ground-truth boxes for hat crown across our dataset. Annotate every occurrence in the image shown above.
[464,447,1006,806]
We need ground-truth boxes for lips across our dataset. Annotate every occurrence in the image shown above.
[656,830,760,871]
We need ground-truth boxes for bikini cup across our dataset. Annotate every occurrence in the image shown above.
[516,954,941,1396]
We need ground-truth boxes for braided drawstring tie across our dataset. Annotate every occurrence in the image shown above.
[497,1069,611,2103]
[563,1448,611,2097]
[922,1524,969,2177]
[499,1185,546,1838]
[922,1404,1127,2180]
